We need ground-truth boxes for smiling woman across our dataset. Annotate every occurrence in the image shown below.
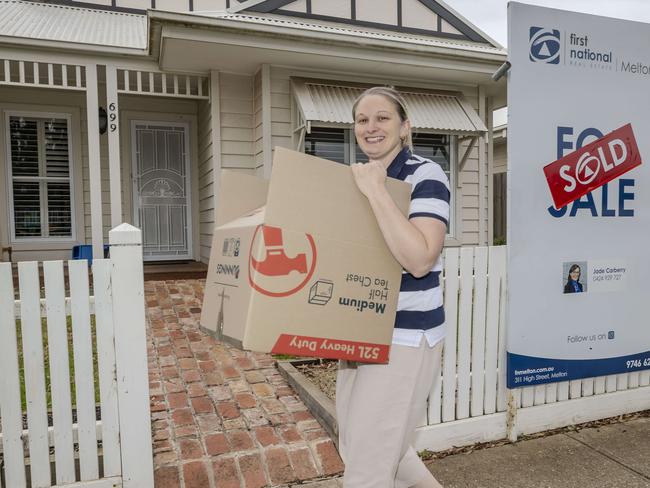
[335,86,450,488]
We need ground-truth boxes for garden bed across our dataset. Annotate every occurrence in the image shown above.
[276,358,339,447]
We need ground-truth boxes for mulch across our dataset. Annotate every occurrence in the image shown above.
[295,360,338,401]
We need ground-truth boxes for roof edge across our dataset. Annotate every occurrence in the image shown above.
[150,10,507,62]
[0,35,149,57]
[19,0,146,15]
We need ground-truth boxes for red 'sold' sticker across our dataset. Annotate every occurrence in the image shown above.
[544,123,642,209]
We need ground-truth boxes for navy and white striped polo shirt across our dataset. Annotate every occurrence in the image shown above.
[387,147,450,347]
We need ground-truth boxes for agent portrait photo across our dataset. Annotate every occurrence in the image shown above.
[563,263,586,294]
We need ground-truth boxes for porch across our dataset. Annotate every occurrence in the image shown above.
[0,51,213,264]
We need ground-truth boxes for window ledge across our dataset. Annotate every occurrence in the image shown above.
[9,240,79,252]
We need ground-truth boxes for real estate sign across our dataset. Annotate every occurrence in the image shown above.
[507,3,650,388]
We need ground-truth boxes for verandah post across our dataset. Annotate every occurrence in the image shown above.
[109,223,154,488]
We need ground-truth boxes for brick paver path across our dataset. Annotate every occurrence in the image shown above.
[145,279,344,487]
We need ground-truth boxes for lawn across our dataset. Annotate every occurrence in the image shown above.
[15,316,100,413]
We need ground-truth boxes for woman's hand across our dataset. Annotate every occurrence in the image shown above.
[350,160,387,199]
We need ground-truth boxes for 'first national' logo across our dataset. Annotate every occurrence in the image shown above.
[529,27,561,64]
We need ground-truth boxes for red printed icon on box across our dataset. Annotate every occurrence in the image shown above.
[544,123,642,210]
[248,225,317,297]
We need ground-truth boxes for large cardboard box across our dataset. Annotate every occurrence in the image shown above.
[200,147,411,363]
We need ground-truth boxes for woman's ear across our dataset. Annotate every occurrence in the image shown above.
[400,119,411,141]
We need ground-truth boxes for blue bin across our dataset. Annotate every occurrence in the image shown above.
[72,244,110,264]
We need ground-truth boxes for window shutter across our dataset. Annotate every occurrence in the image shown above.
[45,118,72,236]
[44,118,70,178]
[12,181,41,237]
[10,118,39,176]
[47,182,72,236]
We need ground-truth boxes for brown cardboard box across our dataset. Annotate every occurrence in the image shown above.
[200,147,411,363]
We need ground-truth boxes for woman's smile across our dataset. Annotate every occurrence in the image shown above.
[364,136,385,143]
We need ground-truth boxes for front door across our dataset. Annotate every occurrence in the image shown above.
[132,121,192,261]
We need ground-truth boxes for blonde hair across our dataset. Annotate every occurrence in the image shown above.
[352,86,413,150]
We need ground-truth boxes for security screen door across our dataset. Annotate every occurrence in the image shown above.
[132,121,192,260]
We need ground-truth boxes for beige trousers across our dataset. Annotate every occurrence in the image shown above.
[336,338,443,488]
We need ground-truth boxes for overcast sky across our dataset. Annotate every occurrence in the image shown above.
[443,0,650,46]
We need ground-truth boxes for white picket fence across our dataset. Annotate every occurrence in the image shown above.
[0,224,153,488]
[415,245,650,452]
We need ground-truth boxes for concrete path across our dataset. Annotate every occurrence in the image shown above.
[427,417,650,488]
[299,416,650,488]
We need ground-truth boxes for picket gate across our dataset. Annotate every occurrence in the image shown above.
[0,224,153,488]
[415,245,650,451]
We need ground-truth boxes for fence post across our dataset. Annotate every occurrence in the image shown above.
[506,389,518,442]
[109,223,154,488]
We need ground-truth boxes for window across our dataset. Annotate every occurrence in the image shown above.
[7,114,74,240]
[305,127,452,174]
[412,133,452,184]
[304,127,351,164]
[304,127,455,233]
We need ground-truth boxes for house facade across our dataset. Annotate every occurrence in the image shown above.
[0,0,506,263]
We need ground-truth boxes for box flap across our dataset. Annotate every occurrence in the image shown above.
[218,206,265,230]
[264,147,411,248]
[216,170,269,226]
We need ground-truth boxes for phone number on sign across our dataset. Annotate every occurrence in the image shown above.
[627,358,650,369]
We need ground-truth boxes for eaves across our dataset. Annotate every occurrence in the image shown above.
[149,10,507,67]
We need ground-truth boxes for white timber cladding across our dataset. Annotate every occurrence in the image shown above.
[254,70,264,173]
[493,129,508,173]
[261,65,273,178]
[486,96,494,245]
[402,0,438,31]
[311,0,351,18]
[194,0,228,10]
[441,18,462,35]
[198,97,214,263]
[116,0,150,9]
[271,70,292,153]
[280,0,308,13]
[356,0,398,25]
[478,86,487,246]
[156,0,191,12]
[493,139,507,174]
[220,73,256,173]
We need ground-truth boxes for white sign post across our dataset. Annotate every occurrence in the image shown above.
[507,2,650,388]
